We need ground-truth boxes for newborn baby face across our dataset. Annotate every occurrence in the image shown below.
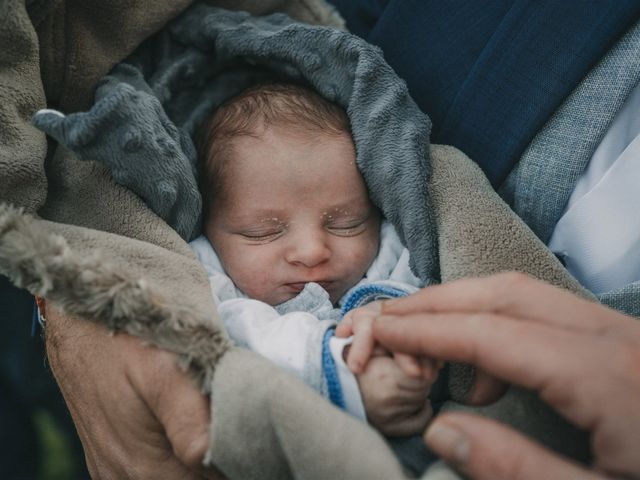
[205,125,380,305]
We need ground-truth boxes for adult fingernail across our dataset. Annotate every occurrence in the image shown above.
[424,422,470,466]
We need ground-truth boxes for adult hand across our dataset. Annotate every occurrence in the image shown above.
[44,303,224,479]
[373,272,640,480]
[337,302,440,379]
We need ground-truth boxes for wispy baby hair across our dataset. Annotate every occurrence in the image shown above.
[195,82,351,213]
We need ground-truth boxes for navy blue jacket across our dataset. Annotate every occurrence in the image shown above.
[329,0,640,186]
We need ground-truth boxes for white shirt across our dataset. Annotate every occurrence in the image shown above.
[548,81,640,294]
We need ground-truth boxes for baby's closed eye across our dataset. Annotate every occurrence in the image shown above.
[325,217,370,237]
[237,227,286,243]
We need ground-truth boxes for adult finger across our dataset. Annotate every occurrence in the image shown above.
[381,273,622,332]
[136,353,219,478]
[424,413,604,480]
[374,311,574,380]
[373,311,605,427]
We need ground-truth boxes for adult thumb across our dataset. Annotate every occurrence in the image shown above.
[141,352,223,479]
[424,413,603,480]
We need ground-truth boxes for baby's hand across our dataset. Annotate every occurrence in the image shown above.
[357,355,434,437]
[335,302,382,372]
[336,302,441,379]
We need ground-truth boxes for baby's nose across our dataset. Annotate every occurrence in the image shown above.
[285,230,331,268]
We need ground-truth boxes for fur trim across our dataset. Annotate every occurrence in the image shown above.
[0,203,230,391]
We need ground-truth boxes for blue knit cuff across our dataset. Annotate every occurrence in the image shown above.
[340,283,411,318]
[322,328,345,409]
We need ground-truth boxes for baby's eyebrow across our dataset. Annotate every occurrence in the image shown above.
[321,203,369,218]
[231,213,287,227]
[233,208,285,220]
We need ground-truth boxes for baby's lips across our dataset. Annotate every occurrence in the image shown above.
[284,280,334,291]
[284,282,307,292]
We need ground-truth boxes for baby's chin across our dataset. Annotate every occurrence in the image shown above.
[251,289,298,307]
[258,282,350,308]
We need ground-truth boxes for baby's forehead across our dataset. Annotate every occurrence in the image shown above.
[232,203,365,219]
[206,116,370,213]
[224,123,358,172]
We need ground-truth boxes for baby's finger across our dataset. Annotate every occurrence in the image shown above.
[371,345,390,357]
[335,315,354,337]
[398,377,433,398]
[347,315,375,373]
[383,402,433,437]
[418,357,444,383]
[396,385,432,406]
[394,354,443,382]
[394,353,423,378]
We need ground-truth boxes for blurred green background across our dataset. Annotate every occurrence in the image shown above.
[1,275,88,480]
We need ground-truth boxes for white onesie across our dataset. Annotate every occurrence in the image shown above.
[190,221,424,419]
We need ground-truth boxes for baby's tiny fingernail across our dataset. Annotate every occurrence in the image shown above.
[375,315,395,323]
[349,360,361,373]
[381,299,399,311]
[424,422,470,466]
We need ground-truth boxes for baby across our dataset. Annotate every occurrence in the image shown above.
[191,82,438,437]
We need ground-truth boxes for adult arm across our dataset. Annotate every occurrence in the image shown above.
[373,272,640,480]
[45,304,224,479]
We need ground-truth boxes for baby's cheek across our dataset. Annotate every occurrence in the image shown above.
[353,237,380,274]
[251,269,273,293]
[235,268,272,298]
[334,244,377,297]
